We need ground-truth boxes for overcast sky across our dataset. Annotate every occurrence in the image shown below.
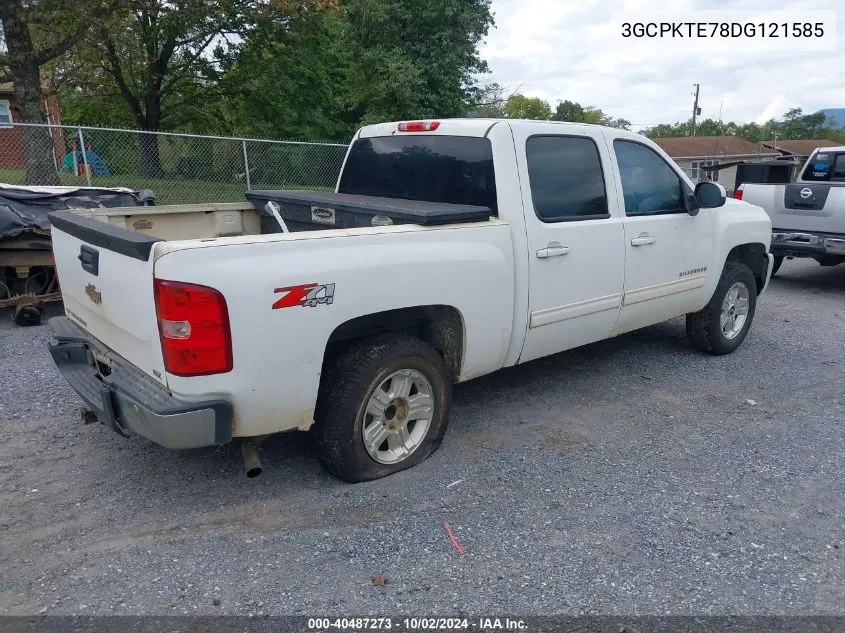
[478,0,845,131]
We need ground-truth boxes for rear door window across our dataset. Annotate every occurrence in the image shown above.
[338,135,497,212]
[832,154,845,181]
[801,152,845,181]
[525,135,610,222]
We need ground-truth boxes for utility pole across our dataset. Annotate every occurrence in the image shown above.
[691,83,701,136]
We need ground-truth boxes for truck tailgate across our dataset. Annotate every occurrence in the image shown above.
[48,210,168,385]
[766,184,845,233]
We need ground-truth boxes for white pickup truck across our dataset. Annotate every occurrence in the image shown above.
[736,146,845,275]
[46,118,774,482]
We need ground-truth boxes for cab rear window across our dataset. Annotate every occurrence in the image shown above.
[338,135,497,212]
[801,151,845,181]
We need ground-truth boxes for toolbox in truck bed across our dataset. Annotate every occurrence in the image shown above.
[244,189,494,231]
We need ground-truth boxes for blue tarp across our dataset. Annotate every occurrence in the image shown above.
[60,150,111,176]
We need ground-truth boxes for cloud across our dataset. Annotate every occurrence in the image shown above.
[479,0,845,131]
[757,97,784,123]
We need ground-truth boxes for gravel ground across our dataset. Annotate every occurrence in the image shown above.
[1,257,843,617]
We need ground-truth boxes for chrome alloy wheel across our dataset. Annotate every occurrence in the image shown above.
[720,281,750,340]
[361,369,434,465]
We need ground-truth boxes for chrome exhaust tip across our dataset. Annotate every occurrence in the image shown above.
[242,439,263,478]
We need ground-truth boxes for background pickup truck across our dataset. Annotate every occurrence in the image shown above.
[736,146,845,275]
[46,118,774,483]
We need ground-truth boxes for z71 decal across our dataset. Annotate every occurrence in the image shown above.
[273,283,336,309]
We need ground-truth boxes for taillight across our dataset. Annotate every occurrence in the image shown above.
[734,186,744,200]
[397,120,440,132]
[153,278,232,377]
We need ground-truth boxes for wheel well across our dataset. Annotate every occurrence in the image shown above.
[726,243,768,294]
[322,305,465,383]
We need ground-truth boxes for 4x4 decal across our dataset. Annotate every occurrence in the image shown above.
[273,283,336,309]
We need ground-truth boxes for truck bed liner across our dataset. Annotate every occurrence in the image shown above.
[245,190,494,229]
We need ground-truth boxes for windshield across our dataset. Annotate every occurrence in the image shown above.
[338,135,498,212]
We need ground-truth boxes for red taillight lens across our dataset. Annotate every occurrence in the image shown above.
[153,278,232,377]
[397,120,440,132]
[734,187,743,200]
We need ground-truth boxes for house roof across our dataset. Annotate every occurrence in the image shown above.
[759,139,838,156]
[652,135,773,158]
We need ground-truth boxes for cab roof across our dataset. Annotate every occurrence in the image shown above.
[356,118,629,140]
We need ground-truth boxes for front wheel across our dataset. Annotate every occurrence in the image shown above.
[686,261,757,355]
[313,334,452,483]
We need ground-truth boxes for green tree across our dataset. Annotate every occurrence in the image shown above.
[550,99,629,129]
[735,120,779,143]
[504,93,551,120]
[580,106,607,125]
[643,108,841,144]
[91,1,245,176]
[550,99,583,122]
[219,0,495,137]
[341,0,495,124]
[0,0,122,184]
[779,107,833,140]
[604,116,631,130]
[642,121,690,137]
[466,81,507,118]
[66,0,336,176]
[217,11,350,140]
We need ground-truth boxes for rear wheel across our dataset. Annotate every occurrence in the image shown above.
[686,261,757,355]
[313,334,452,483]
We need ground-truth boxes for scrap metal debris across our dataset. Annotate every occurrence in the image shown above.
[443,521,464,556]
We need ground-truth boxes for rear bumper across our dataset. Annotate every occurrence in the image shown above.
[47,316,233,449]
[771,229,845,258]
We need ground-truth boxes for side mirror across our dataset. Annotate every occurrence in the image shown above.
[694,182,727,209]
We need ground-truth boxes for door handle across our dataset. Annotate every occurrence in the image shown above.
[536,243,570,258]
[631,233,656,247]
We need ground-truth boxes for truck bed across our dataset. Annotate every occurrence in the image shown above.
[68,202,263,241]
[66,190,495,243]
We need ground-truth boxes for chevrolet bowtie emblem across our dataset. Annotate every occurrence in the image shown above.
[85,283,102,304]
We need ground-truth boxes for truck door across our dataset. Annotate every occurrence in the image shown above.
[512,126,626,363]
[607,137,714,336]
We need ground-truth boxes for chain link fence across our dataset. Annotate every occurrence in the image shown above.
[0,122,349,205]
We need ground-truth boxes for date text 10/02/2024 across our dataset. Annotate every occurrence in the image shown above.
[307,618,529,631]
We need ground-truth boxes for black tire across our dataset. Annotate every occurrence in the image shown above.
[771,255,783,276]
[12,304,42,327]
[313,334,452,483]
[686,260,757,355]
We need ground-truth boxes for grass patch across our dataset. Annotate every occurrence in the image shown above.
[0,169,334,205]
[0,169,248,204]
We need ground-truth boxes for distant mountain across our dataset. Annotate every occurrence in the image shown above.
[816,108,845,128]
